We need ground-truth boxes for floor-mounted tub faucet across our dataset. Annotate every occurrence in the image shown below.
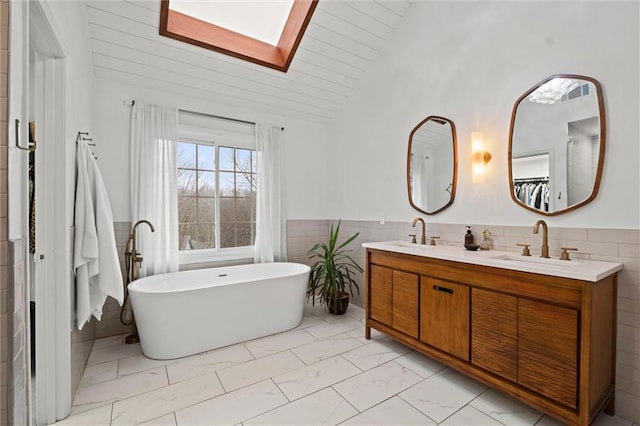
[122,219,155,344]
[533,219,550,258]
[127,219,155,283]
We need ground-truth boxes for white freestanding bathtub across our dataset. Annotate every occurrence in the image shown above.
[128,262,311,360]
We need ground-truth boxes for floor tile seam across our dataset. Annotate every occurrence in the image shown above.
[110,373,227,425]
[396,361,446,380]
[394,392,439,425]
[441,404,507,426]
[73,372,170,412]
[230,379,290,425]
[165,365,228,386]
[335,352,365,375]
[172,378,288,425]
[287,347,309,369]
[204,343,257,383]
[78,361,119,388]
[216,351,307,392]
[313,325,366,341]
[465,387,539,425]
[244,331,321,359]
[271,355,363,402]
[92,334,125,348]
[70,400,116,418]
[292,336,366,366]
[87,347,145,368]
[343,342,412,369]
[73,371,155,405]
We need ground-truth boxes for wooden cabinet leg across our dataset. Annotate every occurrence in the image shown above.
[604,395,615,416]
[365,326,371,340]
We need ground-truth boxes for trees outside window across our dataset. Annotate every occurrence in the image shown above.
[177,141,256,250]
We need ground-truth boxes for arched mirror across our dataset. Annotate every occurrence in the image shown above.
[509,74,605,215]
[407,116,457,215]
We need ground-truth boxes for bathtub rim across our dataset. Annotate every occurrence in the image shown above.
[128,261,311,294]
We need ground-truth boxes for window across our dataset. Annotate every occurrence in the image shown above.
[177,141,257,252]
[175,111,257,264]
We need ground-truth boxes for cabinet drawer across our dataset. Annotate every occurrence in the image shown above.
[471,289,517,382]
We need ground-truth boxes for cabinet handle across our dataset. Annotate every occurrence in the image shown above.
[433,285,453,294]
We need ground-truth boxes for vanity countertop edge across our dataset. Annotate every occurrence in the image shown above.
[362,241,623,282]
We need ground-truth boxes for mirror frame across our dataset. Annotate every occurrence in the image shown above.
[407,115,458,215]
[508,74,606,216]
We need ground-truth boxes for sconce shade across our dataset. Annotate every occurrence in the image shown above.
[471,131,491,183]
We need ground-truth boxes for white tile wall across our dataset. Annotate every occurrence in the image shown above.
[0,3,9,422]
[7,239,27,425]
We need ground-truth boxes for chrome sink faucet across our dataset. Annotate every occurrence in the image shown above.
[533,219,550,258]
[412,217,426,245]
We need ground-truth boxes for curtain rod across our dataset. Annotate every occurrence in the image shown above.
[125,100,284,131]
[180,108,256,126]
[180,109,285,132]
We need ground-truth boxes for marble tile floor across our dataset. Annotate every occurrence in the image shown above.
[56,303,635,426]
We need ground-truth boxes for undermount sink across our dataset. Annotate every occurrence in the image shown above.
[491,254,580,268]
[391,241,436,249]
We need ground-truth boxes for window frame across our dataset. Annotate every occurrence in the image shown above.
[177,126,256,265]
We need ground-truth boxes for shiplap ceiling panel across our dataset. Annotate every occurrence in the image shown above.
[89,19,352,99]
[90,30,349,104]
[86,0,412,123]
[92,42,343,113]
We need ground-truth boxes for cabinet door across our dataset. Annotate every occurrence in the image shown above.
[369,265,419,338]
[392,270,419,338]
[471,288,517,382]
[518,299,578,409]
[369,265,392,325]
[420,277,469,360]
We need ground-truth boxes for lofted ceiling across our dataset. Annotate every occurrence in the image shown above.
[86,0,412,124]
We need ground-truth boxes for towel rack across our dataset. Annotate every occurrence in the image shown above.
[76,131,97,159]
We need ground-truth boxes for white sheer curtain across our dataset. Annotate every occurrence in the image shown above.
[254,124,287,263]
[130,103,179,275]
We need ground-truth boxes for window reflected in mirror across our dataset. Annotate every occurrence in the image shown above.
[508,74,605,216]
[407,116,457,215]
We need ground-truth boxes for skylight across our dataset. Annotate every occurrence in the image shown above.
[169,1,294,46]
[160,0,317,72]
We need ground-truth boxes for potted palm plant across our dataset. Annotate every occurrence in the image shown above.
[307,220,364,315]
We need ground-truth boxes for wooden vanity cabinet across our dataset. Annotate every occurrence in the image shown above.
[365,248,616,426]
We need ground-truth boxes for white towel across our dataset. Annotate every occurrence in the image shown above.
[73,140,124,330]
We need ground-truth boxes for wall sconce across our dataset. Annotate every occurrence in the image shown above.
[471,131,491,183]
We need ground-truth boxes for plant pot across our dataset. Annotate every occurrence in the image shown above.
[327,293,350,315]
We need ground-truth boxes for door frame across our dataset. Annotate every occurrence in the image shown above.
[27,1,72,423]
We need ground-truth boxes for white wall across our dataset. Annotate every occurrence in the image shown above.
[92,79,330,222]
[328,1,639,229]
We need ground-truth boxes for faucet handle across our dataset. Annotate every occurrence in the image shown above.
[516,243,531,256]
[559,247,578,261]
[429,236,440,246]
[408,234,417,244]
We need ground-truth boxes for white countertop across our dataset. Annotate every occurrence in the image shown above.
[362,241,623,282]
